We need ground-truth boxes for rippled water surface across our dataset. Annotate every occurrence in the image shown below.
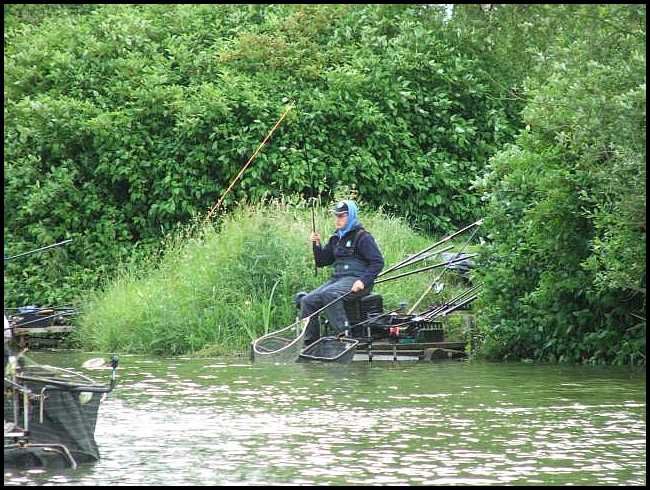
[4,351,646,486]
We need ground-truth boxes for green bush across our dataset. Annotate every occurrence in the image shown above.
[4,4,515,307]
[473,5,646,366]
[4,4,645,366]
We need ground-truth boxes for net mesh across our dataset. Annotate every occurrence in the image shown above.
[298,337,358,363]
[4,350,113,468]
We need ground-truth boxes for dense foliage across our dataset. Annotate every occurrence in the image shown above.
[471,5,646,366]
[4,4,514,307]
[3,5,645,365]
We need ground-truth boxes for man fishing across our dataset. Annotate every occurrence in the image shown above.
[301,200,384,346]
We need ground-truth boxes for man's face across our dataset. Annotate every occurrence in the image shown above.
[334,212,348,230]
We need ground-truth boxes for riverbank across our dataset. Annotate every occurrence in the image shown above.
[74,201,476,357]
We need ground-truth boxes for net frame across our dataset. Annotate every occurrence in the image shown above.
[251,317,310,363]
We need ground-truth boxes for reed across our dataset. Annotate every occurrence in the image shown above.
[76,200,471,356]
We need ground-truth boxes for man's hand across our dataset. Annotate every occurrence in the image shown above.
[351,280,365,293]
[310,232,321,245]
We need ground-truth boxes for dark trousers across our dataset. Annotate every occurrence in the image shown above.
[300,276,358,343]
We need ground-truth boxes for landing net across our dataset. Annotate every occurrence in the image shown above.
[4,349,114,468]
[251,317,309,363]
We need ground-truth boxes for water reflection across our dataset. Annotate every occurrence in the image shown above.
[4,353,645,486]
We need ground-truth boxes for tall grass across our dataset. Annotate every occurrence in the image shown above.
[76,200,469,356]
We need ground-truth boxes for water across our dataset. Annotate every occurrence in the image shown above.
[4,351,646,486]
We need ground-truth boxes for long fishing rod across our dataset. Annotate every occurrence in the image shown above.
[4,239,73,262]
[421,283,482,319]
[351,307,403,329]
[378,219,483,278]
[428,293,479,319]
[383,284,483,331]
[419,287,475,319]
[205,100,295,223]
[432,293,479,318]
[387,244,454,275]
[375,253,478,285]
[305,128,317,277]
[424,283,482,315]
[407,224,481,314]
[387,293,481,330]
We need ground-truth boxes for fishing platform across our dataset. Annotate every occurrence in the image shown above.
[251,292,474,364]
[5,306,77,349]
[352,340,467,362]
[252,219,483,364]
[4,240,78,349]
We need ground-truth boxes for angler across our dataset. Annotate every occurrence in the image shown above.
[300,200,384,346]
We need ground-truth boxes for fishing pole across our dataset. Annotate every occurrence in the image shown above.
[379,284,483,332]
[387,244,454,275]
[4,239,73,262]
[351,307,403,328]
[205,100,295,223]
[407,224,481,314]
[375,254,478,285]
[305,127,317,277]
[433,293,479,318]
[428,293,479,319]
[378,219,483,278]
[421,283,482,319]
